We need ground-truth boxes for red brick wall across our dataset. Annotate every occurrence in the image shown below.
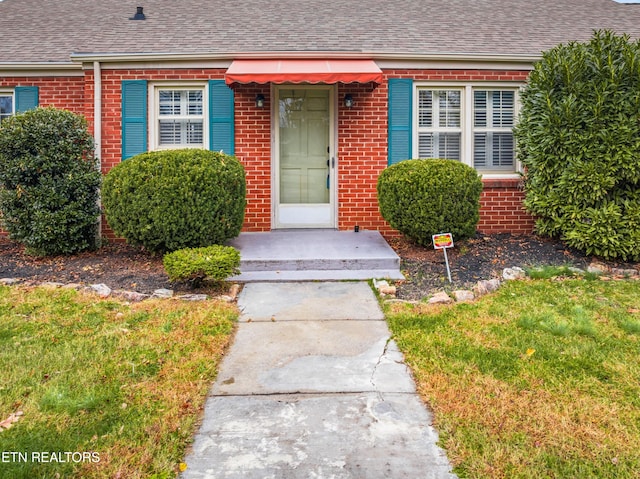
[479,179,535,234]
[338,81,391,233]
[233,84,272,231]
[1,67,535,240]
[334,70,534,237]
[0,75,85,114]
[95,69,228,239]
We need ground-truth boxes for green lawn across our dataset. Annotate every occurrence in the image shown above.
[386,278,640,479]
[0,286,236,479]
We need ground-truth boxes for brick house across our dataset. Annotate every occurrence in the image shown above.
[1,0,639,239]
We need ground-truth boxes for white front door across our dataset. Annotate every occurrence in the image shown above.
[275,86,336,228]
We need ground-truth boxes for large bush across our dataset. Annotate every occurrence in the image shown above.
[515,30,640,261]
[377,159,482,246]
[102,149,246,252]
[0,107,101,256]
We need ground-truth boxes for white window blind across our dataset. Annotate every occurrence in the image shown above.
[157,89,204,147]
[473,90,515,170]
[417,89,461,160]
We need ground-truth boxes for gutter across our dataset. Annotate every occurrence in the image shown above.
[0,61,81,69]
[69,50,542,65]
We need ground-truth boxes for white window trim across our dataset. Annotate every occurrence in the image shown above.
[0,90,14,123]
[414,82,523,179]
[148,82,209,151]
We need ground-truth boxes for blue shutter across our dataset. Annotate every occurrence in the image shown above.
[388,78,413,165]
[15,86,39,112]
[209,80,235,155]
[121,80,147,160]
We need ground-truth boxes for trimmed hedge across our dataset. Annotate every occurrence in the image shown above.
[377,159,482,246]
[163,245,240,284]
[0,107,101,256]
[102,149,246,253]
[515,30,640,261]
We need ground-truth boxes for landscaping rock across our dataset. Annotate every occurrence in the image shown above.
[0,278,21,285]
[40,282,65,289]
[453,290,475,302]
[475,278,501,296]
[114,290,150,302]
[152,288,174,299]
[587,263,608,275]
[503,266,526,281]
[177,294,208,302]
[228,283,241,300]
[373,279,397,296]
[90,283,112,298]
[428,291,453,304]
[568,267,585,275]
[61,283,84,290]
[610,268,639,277]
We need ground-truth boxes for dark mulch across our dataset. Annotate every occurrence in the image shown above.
[0,238,171,294]
[1,234,637,300]
[388,233,638,300]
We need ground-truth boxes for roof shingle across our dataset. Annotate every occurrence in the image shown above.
[1,0,640,63]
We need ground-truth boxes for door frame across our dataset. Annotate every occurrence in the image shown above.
[272,84,338,229]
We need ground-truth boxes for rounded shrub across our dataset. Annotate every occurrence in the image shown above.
[163,245,240,285]
[515,30,640,261]
[0,107,101,256]
[102,149,246,252]
[377,159,482,246]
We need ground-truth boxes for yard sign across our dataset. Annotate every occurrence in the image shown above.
[432,233,454,282]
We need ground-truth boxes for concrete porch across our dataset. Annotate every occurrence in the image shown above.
[226,230,404,282]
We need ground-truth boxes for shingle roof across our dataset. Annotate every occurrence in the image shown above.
[2,0,640,63]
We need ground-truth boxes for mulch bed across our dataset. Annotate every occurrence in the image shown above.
[1,234,637,300]
[389,234,599,300]
[0,238,172,294]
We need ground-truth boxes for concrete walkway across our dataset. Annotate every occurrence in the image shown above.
[180,282,457,479]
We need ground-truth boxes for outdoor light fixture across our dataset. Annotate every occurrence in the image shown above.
[255,94,265,108]
[344,94,354,108]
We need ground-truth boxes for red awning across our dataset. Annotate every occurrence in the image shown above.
[225,59,383,85]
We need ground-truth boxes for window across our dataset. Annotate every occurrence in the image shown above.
[417,89,461,160]
[0,92,13,124]
[473,90,515,171]
[415,85,519,175]
[151,86,207,149]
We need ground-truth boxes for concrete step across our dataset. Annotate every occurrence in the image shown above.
[226,230,404,282]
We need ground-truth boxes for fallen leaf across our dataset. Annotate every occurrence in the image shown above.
[0,411,24,431]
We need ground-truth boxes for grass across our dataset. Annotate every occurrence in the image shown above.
[0,285,237,479]
[385,278,640,479]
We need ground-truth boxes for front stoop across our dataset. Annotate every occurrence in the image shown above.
[226,230,404,282]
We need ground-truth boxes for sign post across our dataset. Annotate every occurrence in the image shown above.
[432,233,454,283]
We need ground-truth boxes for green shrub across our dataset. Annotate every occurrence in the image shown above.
[163,245,240,284]
[0,107,101,256]
[515,30,640,261]
[377,159,483,246]
[102,149,246,253]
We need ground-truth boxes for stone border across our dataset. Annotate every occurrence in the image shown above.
[377,262,639,305]
[0,278,241,303]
